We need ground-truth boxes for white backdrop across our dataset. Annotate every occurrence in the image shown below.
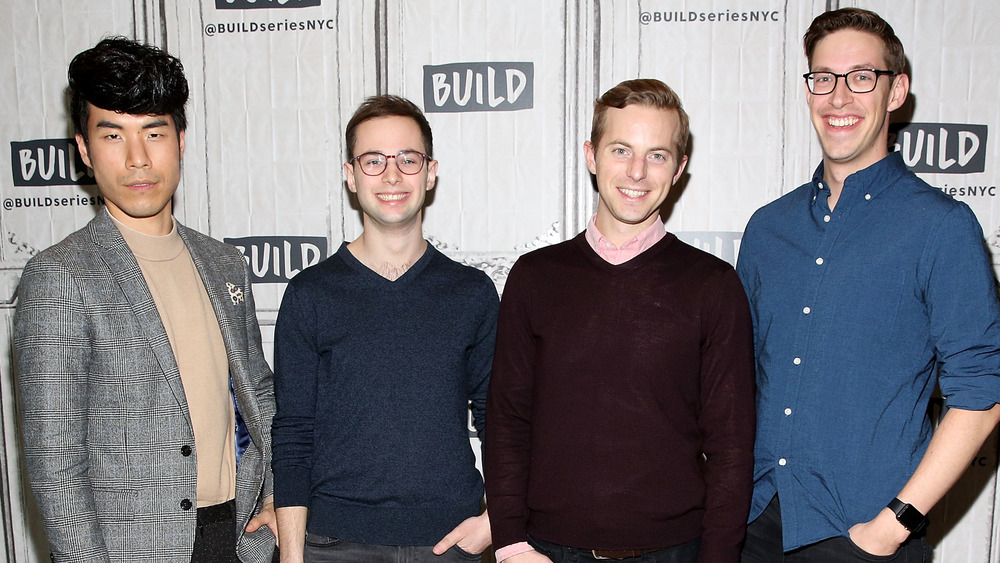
[2,1,999,561]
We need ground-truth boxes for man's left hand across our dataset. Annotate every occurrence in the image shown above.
[847,508,910,556]
[433,511,491,555]
[246,501,279,545]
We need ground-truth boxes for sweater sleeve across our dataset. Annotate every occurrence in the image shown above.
[270,282,319,508]
[696,267,757,561]
[467,276,500,441]
[484,259,537,549]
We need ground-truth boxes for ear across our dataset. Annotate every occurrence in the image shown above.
[425,159,438,191]
[584,141,597,175]
[178,129,186,159]
[75,133,92,168]
[672,154,689,185]
[343,161,357,193]
[887,73,910,113]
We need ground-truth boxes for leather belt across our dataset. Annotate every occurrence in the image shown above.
[591,549,647,560]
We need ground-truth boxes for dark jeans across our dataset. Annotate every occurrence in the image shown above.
[302,532,482,562]
[191,499,239,563]
[741,496,931,562]
[528,535,700,562]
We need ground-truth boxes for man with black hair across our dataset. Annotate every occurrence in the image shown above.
[14,37,277,562]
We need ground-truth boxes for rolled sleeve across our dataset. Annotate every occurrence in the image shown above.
[923,204,1000,410]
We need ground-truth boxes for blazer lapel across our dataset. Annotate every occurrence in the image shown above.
[178,223,243,363]
[179,224,255,459]
[88,211,190,415]
[177,223,247,386]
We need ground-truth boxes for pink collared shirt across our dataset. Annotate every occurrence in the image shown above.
[494,216,667,563]
[584,214,666,264]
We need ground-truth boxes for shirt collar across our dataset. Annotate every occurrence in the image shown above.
[585,214,666,265]
[811,151,908,202]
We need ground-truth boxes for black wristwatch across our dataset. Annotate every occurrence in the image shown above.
[887,498,928,534]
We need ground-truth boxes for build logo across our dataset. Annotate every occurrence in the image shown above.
[676,232,743,267]
[423,62,533,113]
[10,138,94,187]
[890,123,988,174]
[226,236,327,283]
[216,0,320,9]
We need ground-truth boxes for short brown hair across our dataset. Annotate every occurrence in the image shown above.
[803,8,907,75]
[345,95,433,160]
[590,78,690,156]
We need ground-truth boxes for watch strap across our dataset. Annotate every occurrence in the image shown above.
[888,497,928,534]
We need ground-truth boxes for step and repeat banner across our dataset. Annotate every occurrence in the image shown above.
[2,1,999,561]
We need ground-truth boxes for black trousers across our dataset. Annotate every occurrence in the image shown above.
[191,499,239,563]
[741,496,931,562]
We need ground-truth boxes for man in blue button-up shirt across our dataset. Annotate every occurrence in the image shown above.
[738,8,1000,562]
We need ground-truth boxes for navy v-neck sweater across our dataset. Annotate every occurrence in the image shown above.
[272,243,499,545]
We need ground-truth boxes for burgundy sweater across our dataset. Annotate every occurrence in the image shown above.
[485,233,755,562]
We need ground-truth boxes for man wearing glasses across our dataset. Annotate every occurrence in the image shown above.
[270,95,498,562]
[738,8,1000,561]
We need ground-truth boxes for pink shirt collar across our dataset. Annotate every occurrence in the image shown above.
[584,214,666,265]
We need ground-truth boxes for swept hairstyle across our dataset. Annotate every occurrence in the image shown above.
[590,78,690,156]
[803,8,907,75]
[345,95,434,160]
[68,36,189,141]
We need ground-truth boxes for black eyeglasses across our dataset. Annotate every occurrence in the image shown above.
[350,150,429,176]
[803,69,896,95]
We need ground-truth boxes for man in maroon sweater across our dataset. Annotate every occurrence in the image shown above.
[485,79,756,563]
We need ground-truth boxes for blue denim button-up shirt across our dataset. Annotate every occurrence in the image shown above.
[736,152,1000,551]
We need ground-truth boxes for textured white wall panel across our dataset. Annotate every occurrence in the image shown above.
[2,1,999,561]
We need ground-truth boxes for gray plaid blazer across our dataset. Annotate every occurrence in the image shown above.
[14,211,276,562]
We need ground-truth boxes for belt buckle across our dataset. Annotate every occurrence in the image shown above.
[591,549,641,560]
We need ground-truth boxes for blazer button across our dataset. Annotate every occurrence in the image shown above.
[180,499,193,511]
[181,445,192,456]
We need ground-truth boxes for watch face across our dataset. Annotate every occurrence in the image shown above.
[891,500,927,533]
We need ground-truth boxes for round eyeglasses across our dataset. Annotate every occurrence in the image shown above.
[351,150,429,176]
[803,69,897,95]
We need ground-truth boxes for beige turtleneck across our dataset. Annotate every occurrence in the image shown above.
[113,214,236,507]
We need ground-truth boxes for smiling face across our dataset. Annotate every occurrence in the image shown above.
[76,104,184,236]
[585,104,688,244]
[807,29,909,179]
[344,115,437,234]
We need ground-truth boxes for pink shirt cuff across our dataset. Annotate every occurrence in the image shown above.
[495,542,535,562]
